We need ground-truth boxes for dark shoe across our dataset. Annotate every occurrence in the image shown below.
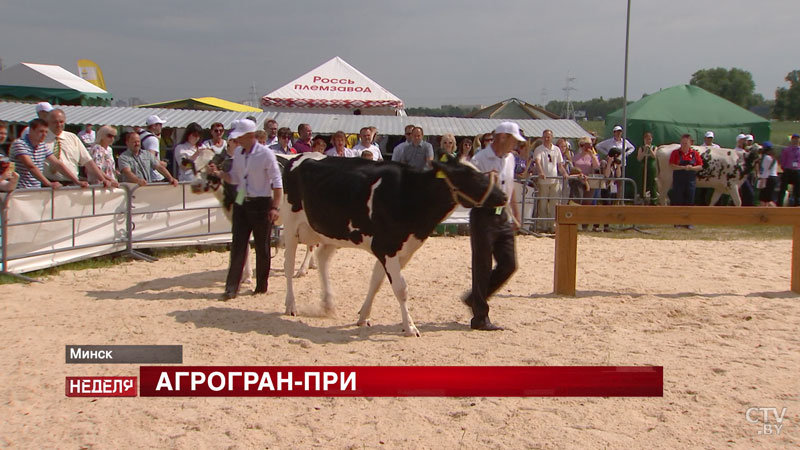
[470,318,504,331]
[685,225,695,230]
[603,226,611,233]
[220,292,236,302]
[252,287,268,296]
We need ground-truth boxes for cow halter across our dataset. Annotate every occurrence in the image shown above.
[441,171,498,208]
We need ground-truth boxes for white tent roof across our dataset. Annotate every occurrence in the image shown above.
[0,62,108,94]
[261,56,404,111]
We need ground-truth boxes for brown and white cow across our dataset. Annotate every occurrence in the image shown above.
[655,144,760,206]
[281,154,507,336]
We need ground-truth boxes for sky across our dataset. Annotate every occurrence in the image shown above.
[1,0,797,108]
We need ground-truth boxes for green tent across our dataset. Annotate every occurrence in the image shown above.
[0,62,112,106]
[605,84,769,199]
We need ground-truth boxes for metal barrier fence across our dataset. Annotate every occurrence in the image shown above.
[0,175,639,278]
[516,175,638,233]
[1,182,231,278]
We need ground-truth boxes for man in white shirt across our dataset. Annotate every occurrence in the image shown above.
[462,121,523,331]
[77,124,96,148]
[596,125,635,157]
[703,131,720,148]
[532,129,569,233]
[140,115,167,181]
[352,127,383,161]
[44,109,116,187]
[210,119,283,301]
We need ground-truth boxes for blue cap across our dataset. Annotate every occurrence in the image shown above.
[792,134,800,139]
[762,141,773,148]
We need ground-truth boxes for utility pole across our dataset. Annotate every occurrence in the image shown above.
[562,75,577,120]
[539,87,548,107]
[249,82,258,107]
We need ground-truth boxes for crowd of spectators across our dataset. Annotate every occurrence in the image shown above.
[1,102,797,229]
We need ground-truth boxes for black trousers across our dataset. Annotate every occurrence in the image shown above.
[779,170,800,206]
[467,208,517,325]
[759,176,780,204]
[225,197,273,295]
[740,178,755,206]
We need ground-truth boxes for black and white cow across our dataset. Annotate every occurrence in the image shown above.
[655,144,760,206]
[282,154,508,336]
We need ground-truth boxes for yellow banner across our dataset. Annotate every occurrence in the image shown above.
[77,59,106,90]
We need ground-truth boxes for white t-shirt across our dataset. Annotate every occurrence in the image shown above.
[470,146,515,207]
[174,142,200,182]
[324,147,360,158]
[533,144,564,181]
[352,142,383,161]
[201,139,227,155]
[760,154,778,178]
[596,137,635,156]
[77,129,96,147]
[139,131,164,181]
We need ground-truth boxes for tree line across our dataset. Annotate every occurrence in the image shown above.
[405,68,800,120]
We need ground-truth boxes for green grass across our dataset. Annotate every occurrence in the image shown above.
[0,245,228,285]
[770,120,799,147]
[579,120,605,138]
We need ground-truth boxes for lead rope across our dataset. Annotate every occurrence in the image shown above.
[441,171,497,208]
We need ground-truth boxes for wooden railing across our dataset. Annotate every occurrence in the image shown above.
[553,205,800,295]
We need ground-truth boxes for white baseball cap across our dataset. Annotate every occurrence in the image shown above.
[745,134,754,141]
[145,115,167,126]
[35,102,54,113]
[612,125,623,132]
[704,131,714,138]
[494,121,526,142]
[736,133,747,141]
[229,119,257,139]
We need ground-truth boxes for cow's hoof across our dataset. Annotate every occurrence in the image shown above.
[403,326,421,337]
[357,319,372,327]
[309,262,318,270]
[294,270,307,278]
[285,307,297,316]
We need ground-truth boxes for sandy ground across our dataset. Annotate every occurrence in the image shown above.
[1,235,798,449]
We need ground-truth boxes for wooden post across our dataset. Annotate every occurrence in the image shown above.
[554,223,578,296]
[793,225,800,294]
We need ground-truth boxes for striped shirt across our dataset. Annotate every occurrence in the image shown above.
[10,136,53,189]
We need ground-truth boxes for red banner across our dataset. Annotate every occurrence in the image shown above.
[65,376,137,397]
[140,366,662,397]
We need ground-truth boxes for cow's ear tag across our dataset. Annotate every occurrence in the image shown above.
[436,170,446,179]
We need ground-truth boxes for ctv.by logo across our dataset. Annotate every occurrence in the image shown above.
[745,407,787,435]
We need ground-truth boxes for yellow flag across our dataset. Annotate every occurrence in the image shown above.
[77,59,106,90]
